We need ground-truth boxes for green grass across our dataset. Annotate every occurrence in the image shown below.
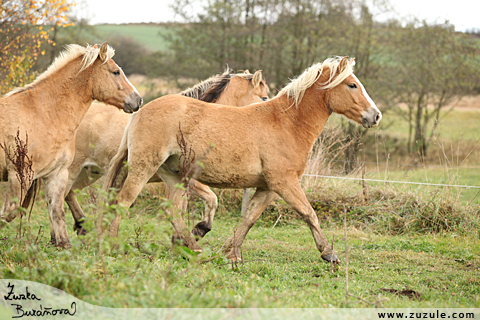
[359,167,480,204]
[0,184,479,308]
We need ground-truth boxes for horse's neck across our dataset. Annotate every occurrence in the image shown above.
[35,59,94,129]
[215,80,244,106]
[215,91,236,106]
[275,87,331,146]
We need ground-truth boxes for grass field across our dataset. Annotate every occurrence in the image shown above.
[0,180,479,308]
[1,71,479,310]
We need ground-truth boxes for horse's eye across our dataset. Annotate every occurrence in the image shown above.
[262,96,268,101]
[348,83,357,89]
[113,70,120,76]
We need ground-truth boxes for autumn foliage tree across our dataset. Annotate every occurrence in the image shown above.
[0,0,73,94]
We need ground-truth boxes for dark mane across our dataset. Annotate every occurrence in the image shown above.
[179,69,232,103]
[180,69,258,103]
[199,73,232,103]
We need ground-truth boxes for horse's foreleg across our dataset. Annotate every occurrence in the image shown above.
[189,179,217,239]
[0,171,23,230]
[273,177,339,263]
[65,190,87,235]
[43,170,71,248]
[223,188,277,261]
[159,168,202,252]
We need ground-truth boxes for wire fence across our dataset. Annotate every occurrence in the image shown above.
[316,158,480,170]
[301,174,480,189]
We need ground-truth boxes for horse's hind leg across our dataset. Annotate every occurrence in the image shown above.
[189,179,217,239]
[64,167,92,236]
[65,190,87,236]
[223,188,277,261]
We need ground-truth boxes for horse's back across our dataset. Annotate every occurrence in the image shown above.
[128,95,273,188]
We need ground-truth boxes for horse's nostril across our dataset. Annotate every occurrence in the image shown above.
[375,113,381,123]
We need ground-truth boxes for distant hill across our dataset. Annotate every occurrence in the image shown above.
[94,23,174,52]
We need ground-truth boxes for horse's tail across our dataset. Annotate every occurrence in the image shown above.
[103,114,136,192]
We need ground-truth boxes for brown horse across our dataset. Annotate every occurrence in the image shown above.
[66,69,269,235]
[105,56,381,262]
[0,43,142,248]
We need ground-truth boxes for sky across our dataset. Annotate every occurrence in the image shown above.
[73,0,480,32]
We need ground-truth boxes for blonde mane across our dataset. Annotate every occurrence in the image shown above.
[4,43,115,97]
[278,56,355,107]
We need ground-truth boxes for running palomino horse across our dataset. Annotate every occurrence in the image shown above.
[104,56,381,262]
[0,43,142,248]
[66,69,269,236]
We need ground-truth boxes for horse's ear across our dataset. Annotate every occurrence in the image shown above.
[252,70,263,87]
[349,57,356,66]
[244,70,250,74]
[99,42,109,62]
[339,56,349,72]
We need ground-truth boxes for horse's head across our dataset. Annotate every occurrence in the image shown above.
[218,70,270,106]
[90,43,143,113]
[327,57,381,128]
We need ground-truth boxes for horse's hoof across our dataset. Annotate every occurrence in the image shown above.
[56,241,72,249]
[171,234,183,246]
[192,221,211,240]
[188,241,203,253]
[172,234,203,253]
[74,220,87,236]
[226,254,242,262]
[321,253,340,263]
[225,249,242,262]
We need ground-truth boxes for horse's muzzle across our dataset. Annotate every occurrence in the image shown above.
[362,109,382,128]
[123,93,143,113]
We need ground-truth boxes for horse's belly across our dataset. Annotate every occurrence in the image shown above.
[162,150,267,188]
[196,170,267,189]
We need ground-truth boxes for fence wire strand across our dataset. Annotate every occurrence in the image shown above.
[302,174,480,189]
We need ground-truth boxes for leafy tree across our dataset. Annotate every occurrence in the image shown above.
[0,0,73,94]
[384,21,480,157]
[166,0,480,166]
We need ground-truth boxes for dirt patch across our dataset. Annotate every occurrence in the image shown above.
[380,288,422,300]
[450,95,480,110]
[390,95,480,111]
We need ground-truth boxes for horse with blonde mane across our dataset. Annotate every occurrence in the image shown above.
[104,56,381,262]
[0,42,142,248]
[66,69,269,236]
